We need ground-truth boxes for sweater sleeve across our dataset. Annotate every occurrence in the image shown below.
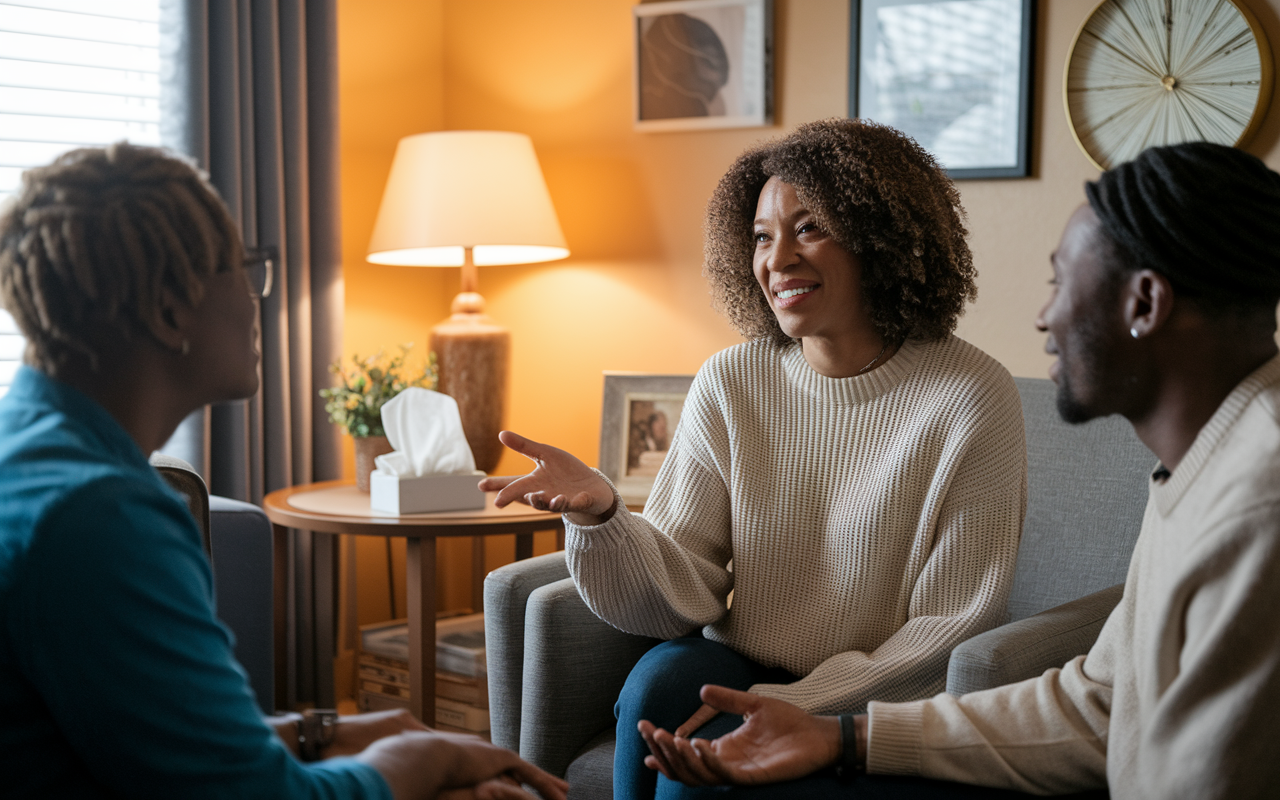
[864,603,1117,795]
[1143,508,1280,800]
[566,372,735,640]
[866,651,1112,795]
[749,376,1027,713]
[8,477,391,800]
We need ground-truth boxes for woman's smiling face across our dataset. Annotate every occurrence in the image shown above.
[752,176,865,342]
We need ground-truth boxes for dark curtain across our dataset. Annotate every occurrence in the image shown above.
[158,0,343,710]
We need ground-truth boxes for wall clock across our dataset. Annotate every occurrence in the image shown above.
[1065,0,1273,170]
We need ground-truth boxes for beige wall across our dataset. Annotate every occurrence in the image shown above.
[338,0,1280,615]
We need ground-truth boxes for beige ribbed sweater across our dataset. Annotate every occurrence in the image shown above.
[868,354,1280,799]
[566,336,1027,713]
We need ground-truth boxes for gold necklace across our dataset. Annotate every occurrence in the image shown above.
[857,343,888,375]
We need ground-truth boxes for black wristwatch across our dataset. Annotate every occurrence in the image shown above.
[835,714,862,780]
[298,709,339,762]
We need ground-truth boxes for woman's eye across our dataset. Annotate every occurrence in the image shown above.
[798,222,820,235]
[753,231,769,244]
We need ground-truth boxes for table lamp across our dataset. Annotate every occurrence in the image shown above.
[367,131,569,472]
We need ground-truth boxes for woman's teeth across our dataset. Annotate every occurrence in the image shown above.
[777,286,815,300]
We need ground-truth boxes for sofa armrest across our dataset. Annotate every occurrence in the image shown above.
[519,577,660,778]
[209,496,274,714]
[484,552,573,750]
[946,583,1124,696]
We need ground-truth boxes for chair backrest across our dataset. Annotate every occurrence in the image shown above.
[149,453,213,566]
[1006,377,1152,622]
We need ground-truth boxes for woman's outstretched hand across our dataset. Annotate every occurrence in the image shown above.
[479,431,617,527]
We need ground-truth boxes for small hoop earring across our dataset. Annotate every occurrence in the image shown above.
[1130,328,1139,339]
[181,339,191,356]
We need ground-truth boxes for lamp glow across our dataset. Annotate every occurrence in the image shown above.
[366,131,569,472]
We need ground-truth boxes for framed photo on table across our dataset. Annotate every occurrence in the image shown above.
[600,373,696,508]
[850,0,1035,178]
[634,0,773,132]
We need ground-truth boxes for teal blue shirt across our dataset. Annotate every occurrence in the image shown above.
[0,367,391,799]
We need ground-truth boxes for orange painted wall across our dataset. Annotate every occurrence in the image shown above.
[337,0,1280,621]
[337,0,458,627]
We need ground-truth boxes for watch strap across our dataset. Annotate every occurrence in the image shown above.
[299,709,338,762]
[835,714,861,780]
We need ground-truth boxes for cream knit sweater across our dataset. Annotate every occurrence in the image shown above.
[566,336,1027,713]
[867,354,1280,799]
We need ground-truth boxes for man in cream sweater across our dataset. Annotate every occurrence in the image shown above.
[636,143,1280,799]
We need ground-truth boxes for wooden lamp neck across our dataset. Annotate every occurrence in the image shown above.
[452,247,485,315]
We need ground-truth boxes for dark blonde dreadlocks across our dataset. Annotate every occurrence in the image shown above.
[0,142,239,374]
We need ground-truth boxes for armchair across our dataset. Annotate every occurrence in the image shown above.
[484,377,1155,797]
[151,455,275,713]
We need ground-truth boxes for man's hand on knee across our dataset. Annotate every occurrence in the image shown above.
[639,684,845,786]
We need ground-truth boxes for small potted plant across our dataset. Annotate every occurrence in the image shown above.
[321,345,438,491]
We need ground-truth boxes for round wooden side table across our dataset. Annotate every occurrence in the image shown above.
[263,480,564,724]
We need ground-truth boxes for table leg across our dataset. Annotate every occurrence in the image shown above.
[471,537,485,614]
[406,536,437,726]
[515,532,534,561]
[272,523,289,712]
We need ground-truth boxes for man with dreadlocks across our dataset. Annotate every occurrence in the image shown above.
[637,141,1280,800]
[0,143,568,800]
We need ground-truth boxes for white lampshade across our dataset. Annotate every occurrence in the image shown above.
[366,131,569,267]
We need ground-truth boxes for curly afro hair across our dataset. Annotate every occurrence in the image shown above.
[704,118,976,345]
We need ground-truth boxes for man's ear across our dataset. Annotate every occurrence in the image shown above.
[147,284,194,355]
[1123,270,1175,339]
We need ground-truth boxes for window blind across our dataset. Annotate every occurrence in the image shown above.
[0,0,160,396]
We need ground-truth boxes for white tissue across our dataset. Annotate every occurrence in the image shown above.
[373,388,477,477]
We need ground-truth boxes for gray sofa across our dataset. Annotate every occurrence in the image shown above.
[151,455,276,713]
[483,377,1156,797]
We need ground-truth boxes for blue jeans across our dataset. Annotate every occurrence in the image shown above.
[613,637,1110,800]
[653,774,1109,799]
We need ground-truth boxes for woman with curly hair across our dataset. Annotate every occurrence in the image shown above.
[483,119,1026,799]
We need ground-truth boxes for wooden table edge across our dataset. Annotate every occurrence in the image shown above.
[262,481,565,537]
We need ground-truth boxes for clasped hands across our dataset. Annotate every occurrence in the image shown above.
[637,685,863,788]
[292,709,569,800]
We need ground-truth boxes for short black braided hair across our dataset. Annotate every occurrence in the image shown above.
[1085,142,1280,315]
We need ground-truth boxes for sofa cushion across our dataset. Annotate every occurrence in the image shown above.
[1009,378,1152,622]
[566,731,615,800]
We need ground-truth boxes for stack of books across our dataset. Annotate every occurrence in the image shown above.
[357,613,489,737]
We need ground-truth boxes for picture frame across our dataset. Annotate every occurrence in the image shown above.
[599,372,696,508]
[634,0,773,132]
[849,0,1035,179]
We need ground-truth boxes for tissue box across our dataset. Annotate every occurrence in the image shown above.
[369,470,487,514]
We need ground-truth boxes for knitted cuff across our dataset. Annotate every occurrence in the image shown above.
[866,700,925,776]
[563,470,631,551]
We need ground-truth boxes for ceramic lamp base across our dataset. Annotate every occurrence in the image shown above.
[430,311,509,474]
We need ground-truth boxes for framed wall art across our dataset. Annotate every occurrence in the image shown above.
[634,0,773,132]
[599,372,696,507]
[849,0,1035,178]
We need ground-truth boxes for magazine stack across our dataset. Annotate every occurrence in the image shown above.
[357,613,489,737]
